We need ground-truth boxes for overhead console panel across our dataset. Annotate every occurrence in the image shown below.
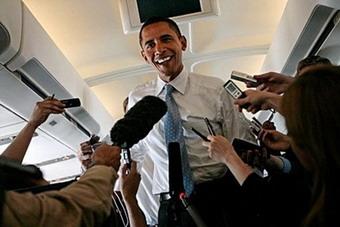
[0,1,115,140]
[18,58,100,135]
[0,65,89,151]
[0,0,116,181]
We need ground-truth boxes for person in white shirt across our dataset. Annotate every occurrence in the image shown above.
[128,16,255,227]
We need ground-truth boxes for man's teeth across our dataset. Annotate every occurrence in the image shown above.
[156,56,171,64]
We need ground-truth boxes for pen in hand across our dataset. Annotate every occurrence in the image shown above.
[192,127,210,142]
[204,118,216,136]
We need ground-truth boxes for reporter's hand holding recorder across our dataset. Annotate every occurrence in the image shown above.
[201,71,291,177]
[202,135,254,185]
[120,161,147,227]
[29,95,65,129]
[229,71,292,151]
[234,90,282,114]
[246,71,294,94]
[219,71,293,173]
[191,110,262,185]
[1,95,79,162]
[227,71,284,114]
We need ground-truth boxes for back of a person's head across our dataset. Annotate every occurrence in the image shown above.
[139,17,181,47]
[282,65,340,226]
[296,55,332,77]
[0,162,47,190]
[283,65,340,166]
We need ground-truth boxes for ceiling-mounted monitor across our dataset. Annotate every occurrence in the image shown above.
[137,0,201,23]
[119,0,219,34]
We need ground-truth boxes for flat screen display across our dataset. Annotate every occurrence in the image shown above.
[137,0,202,23]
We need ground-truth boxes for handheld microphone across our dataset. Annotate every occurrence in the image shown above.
[110,96,167,167]
[168,142,184,195]
[168,142,208,227]
[180,192,208,227]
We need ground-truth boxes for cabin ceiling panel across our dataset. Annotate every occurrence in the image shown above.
[191,0,288,53]
[0,105,24,129]
[91,73,157,119]
[22,0,288,121]
[192,54,266,84]
[23,0,287,79]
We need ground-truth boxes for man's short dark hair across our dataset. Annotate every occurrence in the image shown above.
[297,55,332,75]
[139,17,182,47]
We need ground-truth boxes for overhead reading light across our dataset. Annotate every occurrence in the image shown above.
[119,0,220,34]
[34,154,77,167]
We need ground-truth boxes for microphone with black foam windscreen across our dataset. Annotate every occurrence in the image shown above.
[110,95,167,168]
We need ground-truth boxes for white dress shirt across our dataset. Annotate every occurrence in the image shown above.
[128,67,254,195]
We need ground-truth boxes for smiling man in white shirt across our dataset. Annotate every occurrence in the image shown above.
[127,17,255,227]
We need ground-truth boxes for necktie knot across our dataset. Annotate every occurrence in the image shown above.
[165,84,174,96]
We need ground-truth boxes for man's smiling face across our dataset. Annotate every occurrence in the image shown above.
[140,22,187,82]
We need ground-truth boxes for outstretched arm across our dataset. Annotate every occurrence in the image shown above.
[121,161,147,227]
[1,98,65,162]
[246,72,294,94]
[203,135,253,186]
[3,144,121,227]
[234,90,282,114]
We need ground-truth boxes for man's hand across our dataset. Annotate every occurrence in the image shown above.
[246,72,294,94]
[29,97,65,128]
[78,135,101,170]
[92,144,121,171]
[120,161,147,227]
[78,141,94,170]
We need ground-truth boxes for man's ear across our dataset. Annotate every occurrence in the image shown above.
[180,35,187,51]
[141,50,149,63]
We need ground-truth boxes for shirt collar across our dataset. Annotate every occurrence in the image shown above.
[155,66,189,96]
